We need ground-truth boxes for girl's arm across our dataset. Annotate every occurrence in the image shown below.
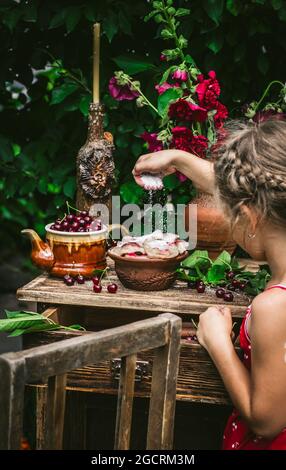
[197,295,286,439]
[133,149,215,194]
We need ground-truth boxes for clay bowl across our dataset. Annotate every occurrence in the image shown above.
[108,251,188,291]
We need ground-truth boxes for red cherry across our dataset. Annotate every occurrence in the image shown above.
[54,223,61,231]
[239,282,246,290]
[76,274,85,284]
[226,271,235,280]
[93,284,102,293]
[107,283,118,293]
[216,288,225,298]
[92,276,100,285]
[71,221,79,231]
[84,216,92,224]
[64,276,75,286]
[196,284,206,293]
[67,214,74,223]
[223,291,234,302]
[80,211,88,218]
[61,221,69,231]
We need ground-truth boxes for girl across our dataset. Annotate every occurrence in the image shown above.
[133,119,286,450]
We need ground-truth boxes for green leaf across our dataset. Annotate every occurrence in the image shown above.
[206,33,224,53]
[118,11,132,36]
[63,176,76,199]
[257,54,269,75]
[65,6,81,33]
[226,0,241,16]
[163,174,181,191]
[157,87,183,117]
[0,316,47,333]
[175,8,191,17]
[79,94,91,116]
[203,0,224,25]
[206,264,226,284]
[212,250,232,268]
[49,11,65,29]
[120,180,144,204]
[103,11,119,42]
[5,310,42,319]
[112,55,156,75]
[144,11,159,22]
[181,250,211,269]
[3,9,22,32]
[50,83,78,104]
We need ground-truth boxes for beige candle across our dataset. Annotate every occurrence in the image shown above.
[93,23,100,103]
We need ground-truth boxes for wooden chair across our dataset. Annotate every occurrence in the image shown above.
[0,313,181,450]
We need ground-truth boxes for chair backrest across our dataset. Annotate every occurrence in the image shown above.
[0,313,181,450]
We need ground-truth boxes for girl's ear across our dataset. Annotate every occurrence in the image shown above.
[240,204,259,234]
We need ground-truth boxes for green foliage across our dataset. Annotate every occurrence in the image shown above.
[1,310,85,337]
[178,249,271,292]
[1,0,286,256]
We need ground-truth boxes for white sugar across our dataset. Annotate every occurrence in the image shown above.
[140,173,163,190]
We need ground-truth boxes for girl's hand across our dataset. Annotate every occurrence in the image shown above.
[132,149,182,187]
[197,306,233,352]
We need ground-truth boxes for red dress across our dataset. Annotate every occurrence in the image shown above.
[223,284,286,450]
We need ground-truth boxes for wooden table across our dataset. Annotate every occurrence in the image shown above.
[17,259,259,449]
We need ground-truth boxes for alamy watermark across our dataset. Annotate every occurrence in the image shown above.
[88,195,198,249]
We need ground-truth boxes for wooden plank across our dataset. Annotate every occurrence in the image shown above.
[0,356,26,450]
[36,386,47,449]
[147,314,182,450]
[4,316,170,383]
[114,354,136,450]
[44,374,67,449]
[17,274,251,318]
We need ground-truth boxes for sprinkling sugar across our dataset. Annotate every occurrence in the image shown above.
[140,173,163,190]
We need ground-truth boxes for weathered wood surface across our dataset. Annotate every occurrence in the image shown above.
[114,354,136,450]
[0,313,181,450]
[16,257,260,318]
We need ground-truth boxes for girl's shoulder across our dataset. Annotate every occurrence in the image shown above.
[251,286,286,324]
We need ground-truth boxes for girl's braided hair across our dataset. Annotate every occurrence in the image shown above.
[214,119,286,227]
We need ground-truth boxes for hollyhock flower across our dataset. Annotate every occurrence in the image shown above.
[141,131,163,152]
[155,82,180,95]
[160,54,166,62]
[196,70,221,110]
[172,69,188,82]
[189,134,209,158]
[170,126,193,151]
[109,76,139,101]
[168,99,207,122]
[214,102,228,128]
[253,110,286,123]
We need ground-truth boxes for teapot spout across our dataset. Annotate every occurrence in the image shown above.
[21,229,54,270]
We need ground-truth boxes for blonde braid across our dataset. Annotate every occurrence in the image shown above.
[214,119,286,226]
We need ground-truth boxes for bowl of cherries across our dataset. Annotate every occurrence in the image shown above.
[22,209,108,278]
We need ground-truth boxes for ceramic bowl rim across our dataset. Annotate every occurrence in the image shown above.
[45,223,108,237]
[108,250,188,264]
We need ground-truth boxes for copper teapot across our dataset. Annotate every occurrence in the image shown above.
[22,223,125,278]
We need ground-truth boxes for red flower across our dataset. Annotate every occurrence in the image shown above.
[196,71,221,110]
[172,69,188,82]
[168,99,207,122]
[170,126,208,158]
[109,76,139,101]
[214,102,228,128]
[141,131,163,152]
[189,134,209,158]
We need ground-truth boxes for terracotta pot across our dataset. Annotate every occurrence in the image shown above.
[108,251,188,291]
[185,192,236,259]
[22,224,108,277]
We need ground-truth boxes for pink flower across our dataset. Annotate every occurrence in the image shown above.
[109,76,139,101]
[196,71,221,110]
[168,99,207,122]
[214,102,228,128]
[160,54,167,62]
[155,82,173,95]
[172,69,188,82]
[141,131,163,153]
[176,171,187,182]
